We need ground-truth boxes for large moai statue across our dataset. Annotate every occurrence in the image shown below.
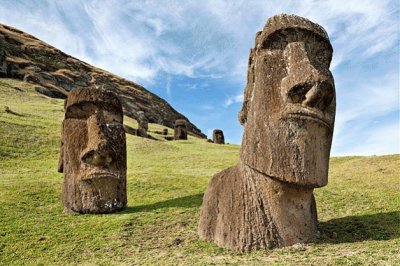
[58,88,127,214]
[174,119,188,140]
[136,110,148,137]
[212,129,225,144]
[199,14,336,252]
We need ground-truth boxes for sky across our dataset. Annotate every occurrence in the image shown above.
[0,0,399,156]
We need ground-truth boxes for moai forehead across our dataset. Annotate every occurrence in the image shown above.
[257,14,331,48]
[175,119,187,127]
[213,129,223,134]
[65,88,123,114]
[240,14,336,188]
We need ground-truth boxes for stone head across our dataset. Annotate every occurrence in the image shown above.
[137,110,148,131]
[174,119,188,140]
[59,87,127,213]
[240,14,336,187]
[213,129,225,144]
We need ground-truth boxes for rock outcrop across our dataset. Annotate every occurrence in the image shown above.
[199,14,336,252]
[0,23,206,138]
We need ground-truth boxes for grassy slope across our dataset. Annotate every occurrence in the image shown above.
[0,78,399,265]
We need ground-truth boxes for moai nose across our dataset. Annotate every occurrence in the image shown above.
[302,80,334,111]
[81,111,113,167]
[282,42,334,112]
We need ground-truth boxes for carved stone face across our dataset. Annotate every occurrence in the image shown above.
[174,119,188,140]
[213,129,225,144]
[240,15,336,187]
[59,88,127,213]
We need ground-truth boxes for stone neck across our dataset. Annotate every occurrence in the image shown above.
[241,162,318,246]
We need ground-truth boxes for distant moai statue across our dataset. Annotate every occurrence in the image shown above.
[136,111,148,137]
[162,128,168,135]
[174,119,188,140]
[199,14,336,251]
[212,129,225,144]
[0,51,7,76]
[58,87,127,214]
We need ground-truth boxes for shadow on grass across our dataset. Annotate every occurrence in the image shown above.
[121,193,204,213]
[318,211,400,243]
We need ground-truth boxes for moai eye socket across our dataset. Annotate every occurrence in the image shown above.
[103,109,123,125]
[66,103,96,120]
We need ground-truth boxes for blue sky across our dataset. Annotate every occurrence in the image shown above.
[0,0,399,155]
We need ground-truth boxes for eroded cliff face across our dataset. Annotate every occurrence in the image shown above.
[0,24,206,138]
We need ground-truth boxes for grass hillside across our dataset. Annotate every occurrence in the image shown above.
[0,78,399,265]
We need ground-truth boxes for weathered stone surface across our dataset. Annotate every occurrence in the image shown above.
[174,119,188,140]
[35,86,67,99]
[212,129,225,144]
[162,128,168,135]
[58,87,127,214]
[199,14,336,252]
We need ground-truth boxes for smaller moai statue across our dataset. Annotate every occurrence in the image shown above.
[162,128,168,135]
[136,111,148,137]
[174,119,187,140]
[212,129,225,144]
[58,87,127,214]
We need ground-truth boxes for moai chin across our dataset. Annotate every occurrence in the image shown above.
[174,119,188,140]
[136,111,148,137]
[58,87,127,214]
[199,14,336,252]
[212,129,225,144]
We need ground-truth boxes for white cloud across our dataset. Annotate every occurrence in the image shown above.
[1,0,397,83]
[224,94,244,107]
[165,75,172,99]
[0,0,398,155]
[333,72,399,141]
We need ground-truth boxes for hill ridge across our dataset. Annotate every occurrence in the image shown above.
[0,23,206,138]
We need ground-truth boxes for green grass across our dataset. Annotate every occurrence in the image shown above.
[0,78,399,265]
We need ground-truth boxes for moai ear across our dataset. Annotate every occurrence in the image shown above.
[57,121,64,173]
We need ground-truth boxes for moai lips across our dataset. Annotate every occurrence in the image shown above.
[199,14,336,251]
[59,88,127,214]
